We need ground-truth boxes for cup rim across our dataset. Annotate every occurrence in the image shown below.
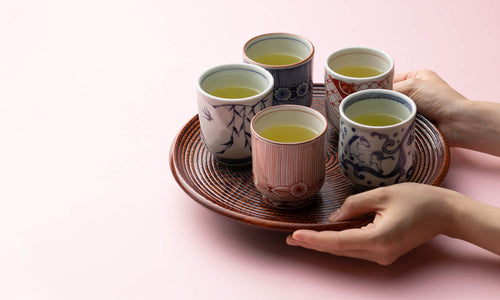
[197,63,274,102]
[243,32,315,69]
[251,104,327,145]
[339,89,417,129]
[324,46,394,82]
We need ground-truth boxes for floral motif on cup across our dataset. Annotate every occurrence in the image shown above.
[275,87,291,102]
[296,82,309,97]
[273,79,313,103]
[254,178,323,200]
[290,182,308,197]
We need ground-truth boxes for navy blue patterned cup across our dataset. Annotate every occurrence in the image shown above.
[243,33,314,107]
[338,89,416,189]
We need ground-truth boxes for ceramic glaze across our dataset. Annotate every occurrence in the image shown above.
[244,33,314,107]
[324,47,394,130]
[338,90,416,188]
[197,64,274,165]
[251,105,327,209]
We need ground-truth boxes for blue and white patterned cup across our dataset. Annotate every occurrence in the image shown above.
[338,89,416,189]
[197,64,274,166]
[243,33,314,107]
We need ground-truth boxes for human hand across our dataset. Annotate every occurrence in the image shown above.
[286,183,457,265]
[394,69,500,155]
[393,70,469,147]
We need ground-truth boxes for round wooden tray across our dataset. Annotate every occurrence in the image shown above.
[170,84,450,232]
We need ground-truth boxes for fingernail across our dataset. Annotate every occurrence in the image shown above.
[286,236,300,246]
[291,231,305,242]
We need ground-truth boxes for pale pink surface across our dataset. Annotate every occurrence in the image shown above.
[1,0,500,299]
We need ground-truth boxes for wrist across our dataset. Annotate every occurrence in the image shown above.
[442,193,500,255]
[441,190,487,241]
[425,187,462,239]
[440,190,470,239]
[438,98,472,148]
[445,100,500,155]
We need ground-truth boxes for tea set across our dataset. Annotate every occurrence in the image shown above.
[196,32,416,209]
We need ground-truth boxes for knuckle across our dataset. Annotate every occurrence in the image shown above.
[423,69,437,76]
[405,77,420,86]
[369,186,392,204]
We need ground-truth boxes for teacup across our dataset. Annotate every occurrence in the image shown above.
[251,105,327,209]
[325,47,394,130]
[338,89,416,189]
[197,63,274,166]
[243,33,314,107]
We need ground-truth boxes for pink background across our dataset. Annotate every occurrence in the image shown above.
[1,0,500,299]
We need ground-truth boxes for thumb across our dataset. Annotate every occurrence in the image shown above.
[329,189,385,222]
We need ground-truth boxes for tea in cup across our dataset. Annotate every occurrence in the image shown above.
[251,105,327,209]
[338,89,416,189]
[197,63,274,166]
[325,47,394,130]
[243,33,315,107]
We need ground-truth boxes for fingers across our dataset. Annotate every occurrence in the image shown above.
[394,69,438,83]
[329,187,387,222]
[393,72,412,83]
[393,78,415,96]
[287,229,370,251]
[286,184,426,266]
[286,229,396,265]
[393,70,421,83]
[393,70,426,96]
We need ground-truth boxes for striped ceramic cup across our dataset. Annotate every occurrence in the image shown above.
[250,105,327,209]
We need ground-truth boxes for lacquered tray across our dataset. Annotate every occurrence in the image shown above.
[170,84,450,232]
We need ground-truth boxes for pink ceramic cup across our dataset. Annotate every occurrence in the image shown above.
[250,105,327,209]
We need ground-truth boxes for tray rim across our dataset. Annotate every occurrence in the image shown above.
[170,84,450,232]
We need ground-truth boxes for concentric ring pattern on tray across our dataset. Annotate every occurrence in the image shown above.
[170,84,450,232]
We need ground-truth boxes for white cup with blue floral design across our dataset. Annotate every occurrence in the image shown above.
[243,33,314,107]
[338,89,416,189]
[197,63,274,166]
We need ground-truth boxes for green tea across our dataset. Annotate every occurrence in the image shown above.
[335,65,383,78]
[351,112,402,126]
[209,86,260,99]
[253,53,303,66]
[259,124,318,143]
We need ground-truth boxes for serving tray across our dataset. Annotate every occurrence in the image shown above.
[170,84,450,232]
